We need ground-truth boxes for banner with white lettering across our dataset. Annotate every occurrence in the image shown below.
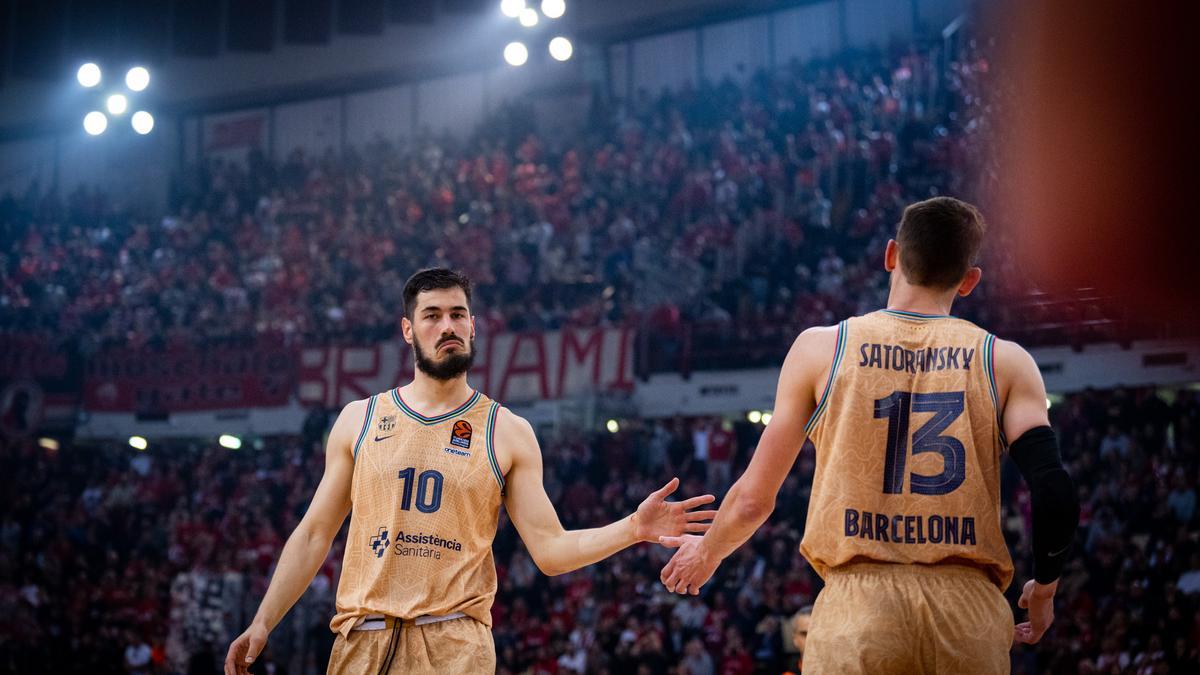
[298,327,636,408]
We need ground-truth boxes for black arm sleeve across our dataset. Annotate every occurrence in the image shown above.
[1008,426,1080,584]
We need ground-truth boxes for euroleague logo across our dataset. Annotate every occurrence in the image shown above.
[450,420,472,448]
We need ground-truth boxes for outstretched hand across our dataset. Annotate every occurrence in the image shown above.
[632,477,717,543]
[659,534,720,595]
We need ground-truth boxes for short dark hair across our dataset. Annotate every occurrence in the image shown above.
[402,268,473,319]
[895,197,987,289]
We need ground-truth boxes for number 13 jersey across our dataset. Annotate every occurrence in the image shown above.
[330,389,505,637]
[798,310,1014,591]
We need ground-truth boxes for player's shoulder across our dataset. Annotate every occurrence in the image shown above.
[991,336,1037,371]
[789,323,842,359]
[492,404,535,440]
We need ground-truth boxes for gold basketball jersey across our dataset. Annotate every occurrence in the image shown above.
[330,388,506,636]
[799,310,1014,590]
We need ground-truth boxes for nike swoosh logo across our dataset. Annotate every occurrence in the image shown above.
[374,435,394,442]
[1047,546,1070,557]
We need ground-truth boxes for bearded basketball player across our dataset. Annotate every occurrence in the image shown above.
[659,197,1080,673]
[225,268,716,675]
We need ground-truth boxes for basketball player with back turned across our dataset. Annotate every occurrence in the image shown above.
[224,268,717,674]
[659,197,1080,673]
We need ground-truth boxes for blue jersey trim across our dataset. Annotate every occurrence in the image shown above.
[804,321,848,434]
[352,395,378,461]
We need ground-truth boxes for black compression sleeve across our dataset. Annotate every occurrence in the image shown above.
[1009,426,1080,584]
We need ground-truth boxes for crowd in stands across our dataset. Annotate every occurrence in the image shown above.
[1,385,1197,674]
[1,38,1058,370]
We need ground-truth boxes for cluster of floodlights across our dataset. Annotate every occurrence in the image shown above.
[76,63,154,135]
[500,0,572,66]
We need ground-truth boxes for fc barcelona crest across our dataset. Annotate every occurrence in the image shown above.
[378,415,396,433]
[450,420,472,448]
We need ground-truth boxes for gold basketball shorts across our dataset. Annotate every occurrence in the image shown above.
[803,562,1012,674]
[326,613,495,675]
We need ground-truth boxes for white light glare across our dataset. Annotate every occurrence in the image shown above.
[549,36,573,61]
[606,419,619,433]
[125,66,150,92]
[77,63,101,87]
[106,94,128,115]
[219,434,243,450]
[38,437,60,451]
[132,111,155,134]
[83,111,108,135]
[542,0,565,19]
[129,436,148,450]
[500,0,524,18]
[519,7,538,26]
[747,410,762,424]
[762,412,774,426]
[504,41,529,66]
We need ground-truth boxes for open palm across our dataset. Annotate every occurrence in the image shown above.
[633,477,717,542]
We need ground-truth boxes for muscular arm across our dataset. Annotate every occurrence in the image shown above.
[689,326,833,560]
[249,400,360,630]
[995,338,1079,646]
[501,411,714,576]
[995,339,1079,584]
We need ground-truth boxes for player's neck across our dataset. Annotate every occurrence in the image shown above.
[402,375,474,413]
[885,282,956,317]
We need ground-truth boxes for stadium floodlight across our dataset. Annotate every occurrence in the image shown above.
[131,111,154,134]
[77,62,102,87]
[606,419,620,433]
[542,0,565,19]
[500,0,524,18]
[747,410,762,424]
[125,66,150,92]
[129,436,148,450]
[504,41,529,66]
[106,93,128,115]
[219,434,242,450]
[762,412,773,426]
[83,111,108,135]
[548,36,572,61]
[38,437,60,451]
[1046,397,1052,410]
[519,7,538,26]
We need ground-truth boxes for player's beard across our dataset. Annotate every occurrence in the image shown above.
[412,333,475,381]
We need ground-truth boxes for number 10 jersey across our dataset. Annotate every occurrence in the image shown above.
[330,389,505,636]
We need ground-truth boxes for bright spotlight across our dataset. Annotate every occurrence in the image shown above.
[38,437,60,451]
[125,66,150,92]
[106,94,128,115]
[504,41,529,66]
[747,410,762,424]
[77,63,102,87]
[219,434,243,450]
[542,0,565,19]
[83,111,108,135]
[129,436,148,450]
[762,412,773,426]
[131,111,154,134]
[500,0,524,18]
[519,7,538,26]
[606,419,620,433]
[549,36,573,61]
[1046,397,1052,410]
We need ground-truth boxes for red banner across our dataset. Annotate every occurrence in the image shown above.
[84,342,297,412]
[298,327,636,408]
